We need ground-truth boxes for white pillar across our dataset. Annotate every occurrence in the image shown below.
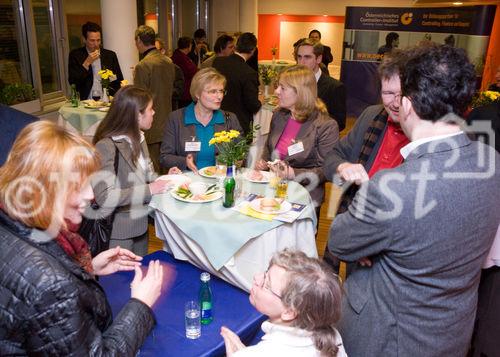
[101,0,139,83]
[238,0,257,34]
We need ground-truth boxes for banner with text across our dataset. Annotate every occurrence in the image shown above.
[341,5,496,117]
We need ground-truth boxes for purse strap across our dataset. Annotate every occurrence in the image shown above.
[113,143,119,175]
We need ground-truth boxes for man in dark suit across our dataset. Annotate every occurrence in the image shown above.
[329,45,500,356]
[68,22,123,100]
[213,32,261,134]
[296,39,346,131]
[308,29,333,69]
[0,104,38,165]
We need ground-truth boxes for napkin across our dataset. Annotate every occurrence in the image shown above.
[235,202,274,221]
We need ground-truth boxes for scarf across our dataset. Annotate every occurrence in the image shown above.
[55,221,94,274]
[337,108,388,214]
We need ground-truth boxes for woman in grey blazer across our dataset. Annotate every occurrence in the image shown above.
[92,86,175,255]
[160,67,241,173]
[256,65,339,212]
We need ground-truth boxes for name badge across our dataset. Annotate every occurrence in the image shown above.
[287,141,304,156]
[185,141,201,152]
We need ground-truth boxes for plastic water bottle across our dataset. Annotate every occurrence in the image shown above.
[223,165,236,208]
[199,272,213,325]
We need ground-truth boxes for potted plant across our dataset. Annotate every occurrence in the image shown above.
[0,82,39,113]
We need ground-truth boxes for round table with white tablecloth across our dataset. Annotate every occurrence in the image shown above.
[57,103,107,141]
[150,171,318,292]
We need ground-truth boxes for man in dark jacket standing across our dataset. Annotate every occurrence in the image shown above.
[68,22,123,100]
[296,39,346,131]
[134,25,176,172]
[213,32,261,134]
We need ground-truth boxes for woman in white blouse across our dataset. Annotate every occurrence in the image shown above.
[93,85,177,255]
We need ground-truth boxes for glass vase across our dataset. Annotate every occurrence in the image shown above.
[101,88,109,103]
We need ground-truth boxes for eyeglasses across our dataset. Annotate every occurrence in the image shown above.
[259,269,282,299]
[204,89,227,96]
[381,91,402,102]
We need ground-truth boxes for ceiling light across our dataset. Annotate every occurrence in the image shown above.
[452,2,463,5]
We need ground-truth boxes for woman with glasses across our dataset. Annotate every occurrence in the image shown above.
[220,249,347,357]
[160,67,241,173]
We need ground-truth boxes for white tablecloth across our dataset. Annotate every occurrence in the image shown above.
[155,212,317,292]
[57,103,106,141]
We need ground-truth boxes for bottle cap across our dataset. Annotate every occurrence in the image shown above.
[200,272,211,282]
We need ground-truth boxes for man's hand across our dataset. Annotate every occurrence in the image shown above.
[83,50,100,69]
[220,326,246,356]
[337,162,369,185]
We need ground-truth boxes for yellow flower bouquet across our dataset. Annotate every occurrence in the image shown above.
[258,65,277,85]
[97,69,116,90]
[471,90,500,108]
[209,126,260,166]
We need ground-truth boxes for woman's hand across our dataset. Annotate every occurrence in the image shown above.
[255,159,268,171]
[130,260,166,308]
[149,180,171,195]
[92,246,142,276]
[186,154,198,174]
[269,160,295,179]
[220,326,246,356]
[168,166,182,175]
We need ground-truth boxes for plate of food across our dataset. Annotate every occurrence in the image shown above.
[199,166,226,178]
[156,174,191,187]
[249,197,291,215]
[171,182,222,203]
[244,170,272,183]
[82,99,110,109]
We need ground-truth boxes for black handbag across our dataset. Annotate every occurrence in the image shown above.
[79,145,119,257]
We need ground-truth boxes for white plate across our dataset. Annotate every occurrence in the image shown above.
[170,189,222,203]
[249,198,291,215]
[244,170,272,183]
[199,166,221,179]
[156,174,191,187]
[98,107,110,112]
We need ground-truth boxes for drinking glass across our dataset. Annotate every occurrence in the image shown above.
[91,88,102,101]
[275,161,289,200]
[185,300,201,339]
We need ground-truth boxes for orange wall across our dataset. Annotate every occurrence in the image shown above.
[482,5,500,90]
[257,14,345,60]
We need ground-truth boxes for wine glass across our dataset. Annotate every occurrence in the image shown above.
[91,89,102,102]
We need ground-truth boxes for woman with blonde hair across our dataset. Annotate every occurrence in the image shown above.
[93,85,176,256]
[221,249,346,357]
[255,65,339,214]
[0,121,168,355]
[160,67,241,173]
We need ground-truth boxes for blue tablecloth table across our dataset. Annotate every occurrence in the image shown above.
[101,250,266,357]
